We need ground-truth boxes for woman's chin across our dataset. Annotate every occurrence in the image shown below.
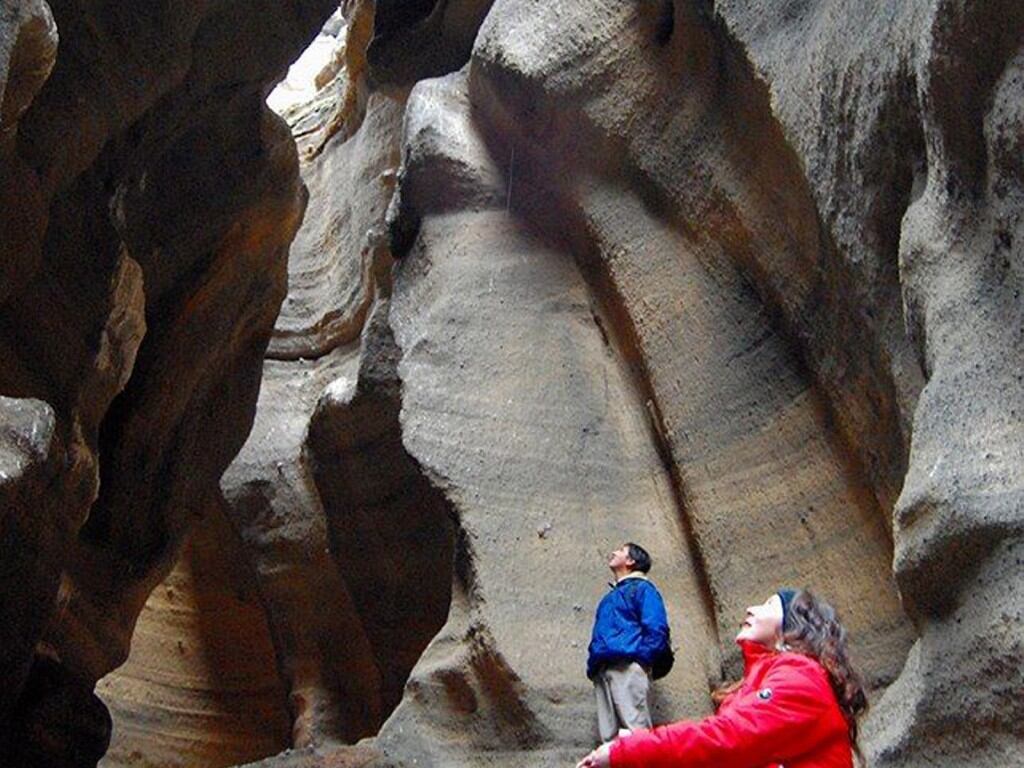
[736,630,767,645]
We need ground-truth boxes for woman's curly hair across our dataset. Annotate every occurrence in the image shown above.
[782,589,868,745]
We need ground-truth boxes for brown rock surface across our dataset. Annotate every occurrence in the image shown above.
[96,503,291,768]
[465,0,913,684]
[367,0,496,87]
[269,92,403,360]
[1,1,1021,767]
[0,0,336,764]
[0,396,59,722]
[0,0,55,303]
[219,81,414,750]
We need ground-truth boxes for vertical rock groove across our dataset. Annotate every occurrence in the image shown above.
[362,67,722,766]
[306,299,458,723]
[466,0,912,687]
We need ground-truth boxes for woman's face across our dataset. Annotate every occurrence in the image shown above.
[736,594,784,645]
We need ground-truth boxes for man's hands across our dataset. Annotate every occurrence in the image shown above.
[575,741,612,768]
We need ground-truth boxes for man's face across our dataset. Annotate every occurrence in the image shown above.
[608,544,635,570]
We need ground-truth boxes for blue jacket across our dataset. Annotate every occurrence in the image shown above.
[586,575,669,679]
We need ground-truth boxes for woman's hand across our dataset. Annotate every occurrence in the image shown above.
[575,741,612,768]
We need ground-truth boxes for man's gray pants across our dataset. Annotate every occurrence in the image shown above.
[593,661,652,743]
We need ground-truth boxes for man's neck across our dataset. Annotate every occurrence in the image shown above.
[612,568,645,583]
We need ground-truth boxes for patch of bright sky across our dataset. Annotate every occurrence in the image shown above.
[267,10,346,115]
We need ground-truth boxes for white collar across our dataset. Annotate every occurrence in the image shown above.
[610,571,649,587]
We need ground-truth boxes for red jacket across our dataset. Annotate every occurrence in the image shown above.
[610,641,853,768]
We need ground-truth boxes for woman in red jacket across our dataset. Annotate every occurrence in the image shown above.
[576,588,868,768]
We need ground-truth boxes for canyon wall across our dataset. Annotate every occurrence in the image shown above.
[1,1,1020,767]
[0,0,335,764]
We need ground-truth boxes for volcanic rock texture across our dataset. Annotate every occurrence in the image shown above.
[1,1,1021,767]
[0,0,335,764]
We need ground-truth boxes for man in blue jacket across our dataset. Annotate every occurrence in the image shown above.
[586,542,669,744]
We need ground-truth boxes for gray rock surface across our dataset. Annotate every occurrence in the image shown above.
[713,2,1024,764]
[0,396,58,722]
[1,1,1021,767]
[375,69,719,766]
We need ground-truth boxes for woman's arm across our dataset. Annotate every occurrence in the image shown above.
[610,656,840,768]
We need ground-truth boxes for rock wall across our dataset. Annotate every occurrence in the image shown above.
[0,0,336,764]
[0,1,1021,767]
[97,502,291,768]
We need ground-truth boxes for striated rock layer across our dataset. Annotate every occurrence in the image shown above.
[1,1,1021,767]
[0,0,336,764]
[236,2,1019,767]
[97,503,291,768]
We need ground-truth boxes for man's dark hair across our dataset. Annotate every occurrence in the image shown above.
[626,542,652,573]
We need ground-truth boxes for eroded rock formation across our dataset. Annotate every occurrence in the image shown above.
[97,502,291,768]
[0,0,336,764]
[1,1,1021,767]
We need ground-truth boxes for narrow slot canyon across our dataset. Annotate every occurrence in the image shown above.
[1,2,1021,768]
